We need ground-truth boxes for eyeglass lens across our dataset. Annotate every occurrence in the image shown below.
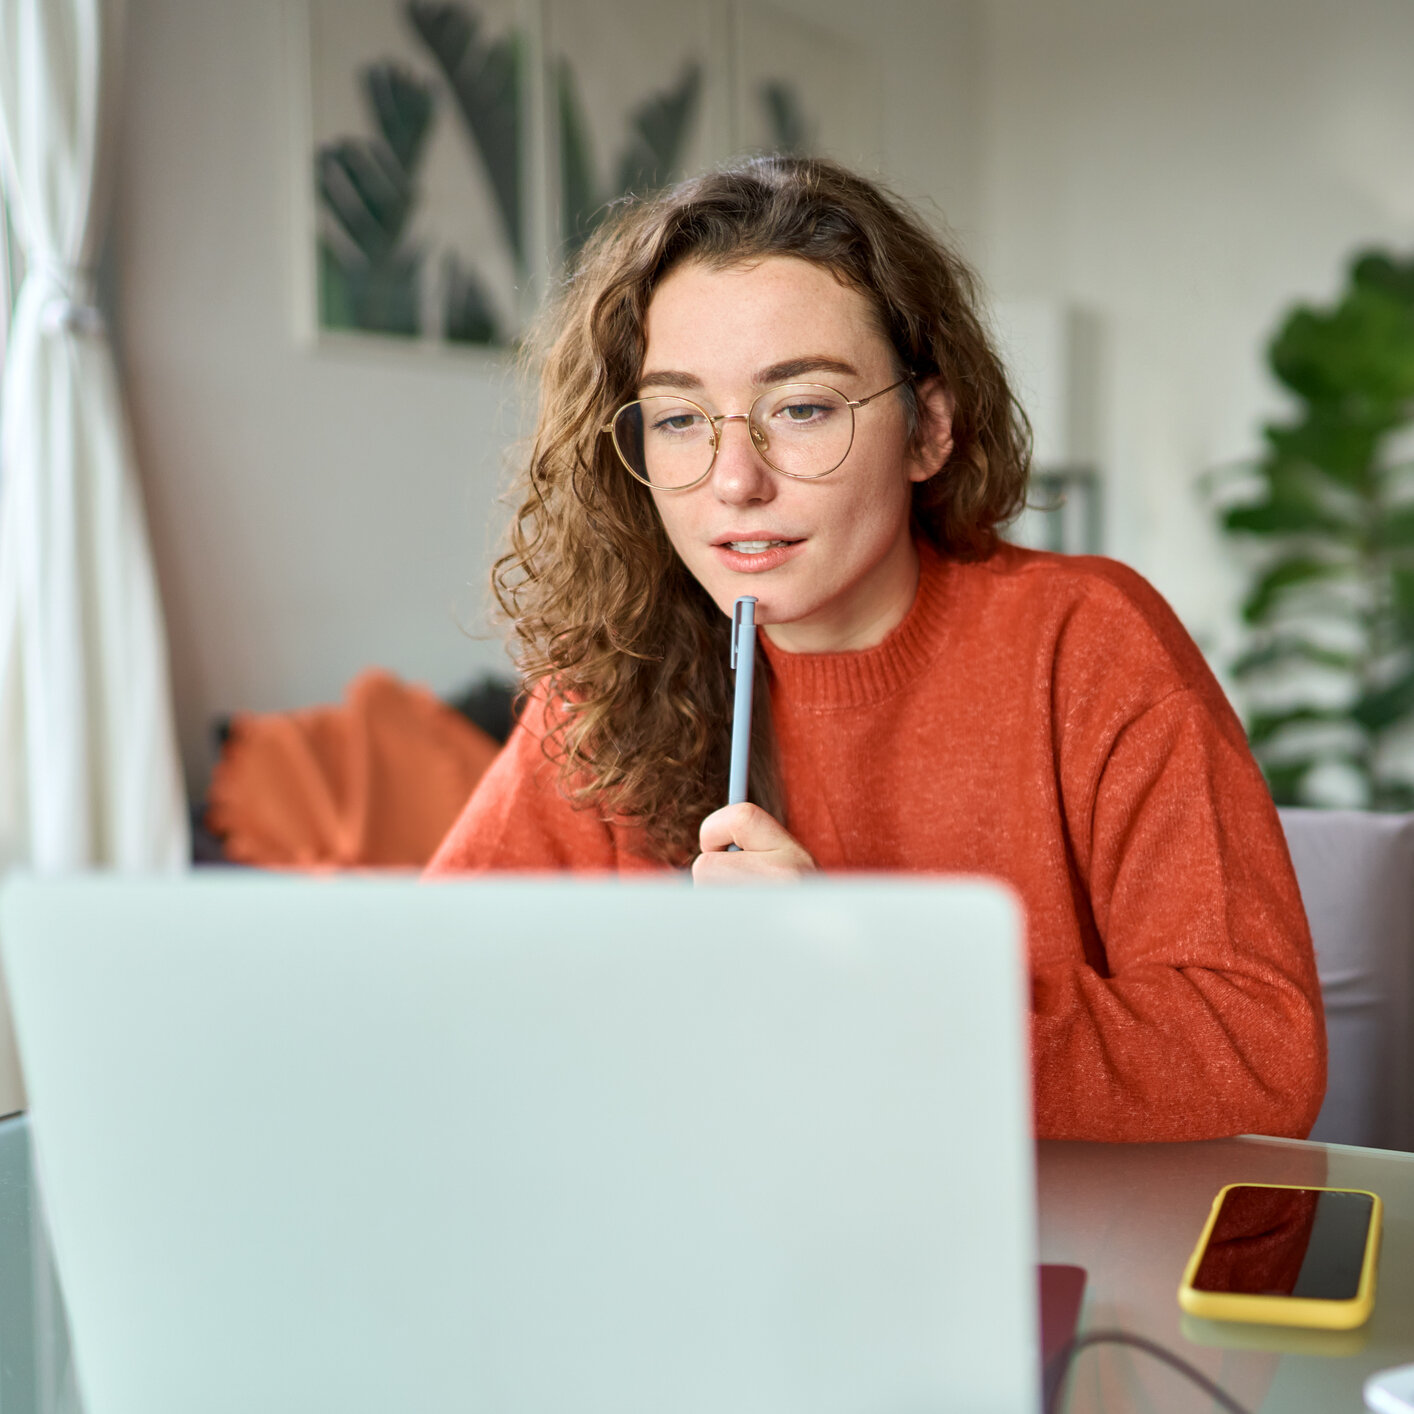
[611,384,855,488]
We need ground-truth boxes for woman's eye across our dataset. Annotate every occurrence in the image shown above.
[651,413,702,433]
[781,402,827,422]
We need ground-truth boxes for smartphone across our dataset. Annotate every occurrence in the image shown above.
[1177,1182,1381,1330]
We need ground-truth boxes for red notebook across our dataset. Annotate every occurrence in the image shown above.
[1040,1263,1087,1366]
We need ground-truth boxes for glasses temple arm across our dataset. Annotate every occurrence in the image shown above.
[849,374,915,409]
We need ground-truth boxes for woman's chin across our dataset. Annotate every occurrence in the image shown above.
[709,589,801,629]
[703,581,783,623]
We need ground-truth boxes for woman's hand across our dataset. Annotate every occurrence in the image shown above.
[691,803,817,883]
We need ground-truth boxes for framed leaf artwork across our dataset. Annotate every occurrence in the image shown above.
[299,0,537,351]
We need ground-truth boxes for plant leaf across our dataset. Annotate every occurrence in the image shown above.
[1240,556,1351,623]
[1245,705,1351,748]
[613,62,702,198]
[364,63,435,173]
[1229,638,1360,678]
[1391,568,1414,629]
[1372,778,1414,810]
[316,138,413,263]
[1261,416,1381,491]
[317,236,421,335]
[1269,284,1414,411]
[1352,250,1414,307]
[1373,503,1414,551]
[317,239,358,330]
[761,81,810,153]
[1223,494,1352,537]
[1257,758,1316,805]
[1352,668,1414,732]
[442,250,499,344]
[406,1,524,270]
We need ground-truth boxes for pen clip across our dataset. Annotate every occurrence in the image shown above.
[731,596,756,669]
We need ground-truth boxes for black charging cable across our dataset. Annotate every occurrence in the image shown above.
[1043,1328,1255,1414]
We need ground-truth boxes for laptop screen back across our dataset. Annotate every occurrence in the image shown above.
[2,875,1038,1414]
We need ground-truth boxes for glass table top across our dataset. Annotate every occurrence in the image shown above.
[1037,1132,1414,1412]
[0,1114,78,1414]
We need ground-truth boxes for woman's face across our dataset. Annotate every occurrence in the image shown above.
[639,255,950,654]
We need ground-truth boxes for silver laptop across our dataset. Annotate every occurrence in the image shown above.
[1,875,1039,1414]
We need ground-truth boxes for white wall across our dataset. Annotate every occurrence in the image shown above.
[114,0,977,795]
[976,0,1414,661]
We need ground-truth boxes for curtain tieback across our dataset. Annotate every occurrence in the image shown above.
[30,259,107,337]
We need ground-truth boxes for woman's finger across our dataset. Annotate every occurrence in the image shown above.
[692,803,816,884]
[698,802,796,854]
[692,847,811,884]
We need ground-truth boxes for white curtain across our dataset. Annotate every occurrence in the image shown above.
[0,0,188,872]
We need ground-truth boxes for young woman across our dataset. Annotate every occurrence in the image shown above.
[427,156,1326,1144]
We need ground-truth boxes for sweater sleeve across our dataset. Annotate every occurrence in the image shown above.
[1031,684,1327,1142]
[423,691,627,875]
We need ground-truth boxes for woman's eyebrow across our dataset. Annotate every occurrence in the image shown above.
[638,356,861,392]
[638,369,703,391]
[755,356,859,384]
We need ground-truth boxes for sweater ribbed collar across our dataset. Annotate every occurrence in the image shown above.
[758,537,956,709]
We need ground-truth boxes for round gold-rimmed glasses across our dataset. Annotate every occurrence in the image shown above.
[600,376,912,490]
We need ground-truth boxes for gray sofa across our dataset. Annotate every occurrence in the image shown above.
[1280,808,1414,1151]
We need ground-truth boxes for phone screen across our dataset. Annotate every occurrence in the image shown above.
[1191,1186,1374,1300]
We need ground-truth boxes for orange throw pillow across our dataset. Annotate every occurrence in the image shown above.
[206,670,501,868]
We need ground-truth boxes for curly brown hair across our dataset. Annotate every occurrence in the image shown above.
[494,155,1031,865]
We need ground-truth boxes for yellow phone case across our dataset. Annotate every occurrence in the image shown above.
[1177,1182,1381,1330]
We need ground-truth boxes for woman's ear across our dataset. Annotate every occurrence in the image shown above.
[906,377,954,484]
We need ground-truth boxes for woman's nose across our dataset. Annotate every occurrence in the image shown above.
[709,415,775,503]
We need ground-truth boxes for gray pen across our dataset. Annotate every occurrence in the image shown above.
[726,596,757,851]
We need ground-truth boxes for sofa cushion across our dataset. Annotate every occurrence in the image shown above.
[1279,807,1414,1151]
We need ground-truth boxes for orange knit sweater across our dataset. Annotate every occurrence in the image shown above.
[427,540,1327,1143]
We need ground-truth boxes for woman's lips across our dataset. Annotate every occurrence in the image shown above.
[711,539,804,573]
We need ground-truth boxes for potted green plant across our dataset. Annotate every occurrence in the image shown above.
[1219,250,1414,807]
